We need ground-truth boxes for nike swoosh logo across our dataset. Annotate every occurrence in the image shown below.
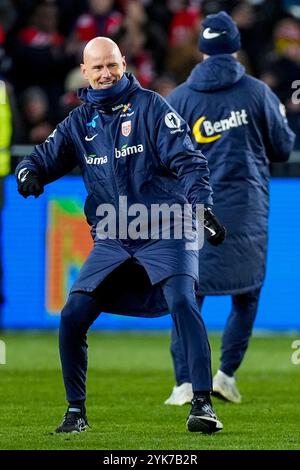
[18,168,29,183]
[202,28,226,39]
[85,134,98,141]
[204,225,216,236]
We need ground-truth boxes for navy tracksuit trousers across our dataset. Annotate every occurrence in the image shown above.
[170,288,261,384]
[59,274,212,403]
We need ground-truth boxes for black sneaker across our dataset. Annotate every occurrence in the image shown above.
[55,407,89,433]
[187,397,223,434]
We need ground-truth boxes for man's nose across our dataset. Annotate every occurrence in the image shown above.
[102,66,112,78]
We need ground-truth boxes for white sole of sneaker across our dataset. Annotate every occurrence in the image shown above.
[212,389,241,404]
[54,425,88,434]
[187,415,223,434]
[164,398,192,406]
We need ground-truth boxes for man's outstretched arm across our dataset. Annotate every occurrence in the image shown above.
[151,94,226,245]
[16,115,78,198]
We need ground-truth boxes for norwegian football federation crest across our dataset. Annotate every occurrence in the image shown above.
[121,120,132,137]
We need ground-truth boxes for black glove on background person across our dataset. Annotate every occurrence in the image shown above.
[204,208,226,246]
[17,169,44,198]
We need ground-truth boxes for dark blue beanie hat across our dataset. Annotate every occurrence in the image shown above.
[198,11,241,55]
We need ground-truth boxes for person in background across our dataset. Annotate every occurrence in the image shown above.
[66,0,123,64]
[12,1,66,120]
[164,11,295,406]
[260,17,300,150]
[151,74,176,98]
[19,86,55,144]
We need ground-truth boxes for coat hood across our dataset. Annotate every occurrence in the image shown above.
[187,54,245,92]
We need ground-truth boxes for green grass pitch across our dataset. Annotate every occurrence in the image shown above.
[0,332,299,450]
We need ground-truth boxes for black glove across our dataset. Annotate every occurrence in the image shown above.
[17,169,44,198]
[204,208,226,246]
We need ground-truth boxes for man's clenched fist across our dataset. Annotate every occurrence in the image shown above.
[204,208,226,246]
[17,168,44,198]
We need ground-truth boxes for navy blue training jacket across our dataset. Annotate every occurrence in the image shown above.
[167,55,295,295]
[16,74,213,315]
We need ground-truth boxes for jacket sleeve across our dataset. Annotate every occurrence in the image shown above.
[15,114,78,184]
[150,93,213,207]
[262,84,295,162]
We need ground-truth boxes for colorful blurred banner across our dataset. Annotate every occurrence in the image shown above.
[2,176,300,330]
[46,198,92,314]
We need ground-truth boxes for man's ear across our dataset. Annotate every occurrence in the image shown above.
[122,56,127,72]
[80,63,89,80]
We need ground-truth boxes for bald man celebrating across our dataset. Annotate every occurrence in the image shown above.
[16,38,225,434]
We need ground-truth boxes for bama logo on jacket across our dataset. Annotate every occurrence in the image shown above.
[192,109,248,143]
[84,145,144,164]
[115,143,144,158]
[85,154,108,165]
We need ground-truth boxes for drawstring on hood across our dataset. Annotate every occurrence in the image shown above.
[187,54,245,92]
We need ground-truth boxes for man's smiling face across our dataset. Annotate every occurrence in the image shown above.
[81,38,126,90]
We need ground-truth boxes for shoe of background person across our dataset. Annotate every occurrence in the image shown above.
[55,406,89,433]
[186,396,223,434]
[212,370,242,404]
[164,382,193,405]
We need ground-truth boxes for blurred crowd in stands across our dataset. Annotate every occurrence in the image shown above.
[1,0,300,152]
